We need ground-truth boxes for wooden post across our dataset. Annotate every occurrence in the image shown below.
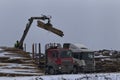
[35,43,37,54]
[32,43,35,59]
[34,43,37,63]
[38,43,41,65]
[24,43,26,52]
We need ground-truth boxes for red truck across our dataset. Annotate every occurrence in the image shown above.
[45,43,77,74]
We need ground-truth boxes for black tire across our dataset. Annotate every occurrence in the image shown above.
[45,67,49,75]
[49,68,56,75]
[73,67,78,74]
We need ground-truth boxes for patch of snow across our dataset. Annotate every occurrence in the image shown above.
[0,73,120,80]
[74,43,88,49]
[0,63,36,69]
[0,48,3,51]
[0,52,6,57]
[0,68,42,75]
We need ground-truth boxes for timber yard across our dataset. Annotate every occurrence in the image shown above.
[0,15,120,77]
[1,0,120,80]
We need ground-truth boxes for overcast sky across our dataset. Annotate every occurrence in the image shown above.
[0,0,120,52]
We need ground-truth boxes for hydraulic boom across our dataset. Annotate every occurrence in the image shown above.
[16,15,64,49]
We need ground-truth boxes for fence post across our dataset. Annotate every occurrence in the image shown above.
[32,43,35,60]
[24,43,26,52]
[38,43,41,65]
[35,43,37,54]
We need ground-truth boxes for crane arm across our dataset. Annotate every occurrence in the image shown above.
[16,15,64,49]
[19,18,33,49]
[18,16,50,49]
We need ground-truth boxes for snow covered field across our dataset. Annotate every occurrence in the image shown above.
[0,73,120,80]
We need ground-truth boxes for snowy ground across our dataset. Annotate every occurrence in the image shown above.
[0,73,120,80]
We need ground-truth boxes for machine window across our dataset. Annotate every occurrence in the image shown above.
[81,52,94,60]
[60,50,72,58]
[73,53,79,59]
[52,51,58,58]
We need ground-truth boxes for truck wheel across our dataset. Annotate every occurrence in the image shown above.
[73,67,78,74]
[49,68,56,75]
[45,67,49,74]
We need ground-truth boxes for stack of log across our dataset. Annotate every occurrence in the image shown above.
[95,50,120,72]
[0,47,44,76]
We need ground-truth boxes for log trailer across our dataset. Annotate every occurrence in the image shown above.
[44,43,95,74]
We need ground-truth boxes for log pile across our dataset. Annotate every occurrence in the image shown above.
[0,47,44,76]
[95,50,120,72]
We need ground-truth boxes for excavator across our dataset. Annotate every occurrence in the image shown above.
[15,15,64,49]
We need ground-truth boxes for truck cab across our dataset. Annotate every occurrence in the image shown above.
[45,43,74,74]
[63,43,95,73]
[72,50,95,73]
